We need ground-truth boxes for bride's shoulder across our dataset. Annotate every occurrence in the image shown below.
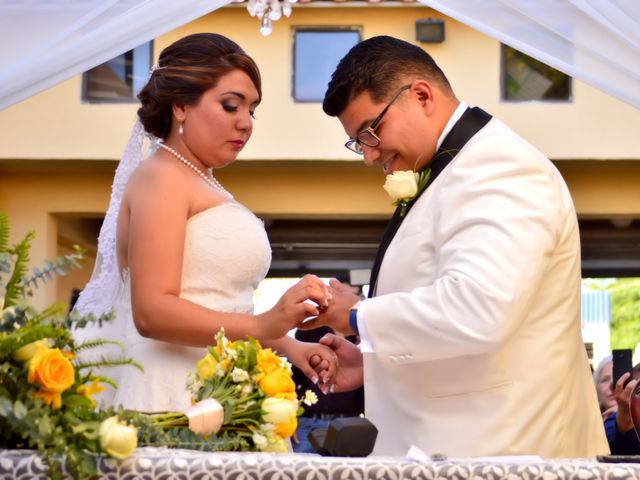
[125,154,190,206]
[129,154,187,190]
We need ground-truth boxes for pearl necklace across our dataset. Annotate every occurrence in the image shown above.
[159,142,232,198]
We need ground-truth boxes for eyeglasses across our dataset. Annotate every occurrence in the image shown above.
[345,84,411,155]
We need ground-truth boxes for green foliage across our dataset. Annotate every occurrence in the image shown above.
[22,245,85,297]
[3,230,35,307]
[586,278,640,350]
[608,279,640,349]
[0,213,84,308]
[0,213,8,253]
[0,212,140,479]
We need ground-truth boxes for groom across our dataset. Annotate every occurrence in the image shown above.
[301,36,608,458]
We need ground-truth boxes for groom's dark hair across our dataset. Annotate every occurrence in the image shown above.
[137,33,261,139]
[323,35,453,117]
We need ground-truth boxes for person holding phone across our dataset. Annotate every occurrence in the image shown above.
[593,355,640,454]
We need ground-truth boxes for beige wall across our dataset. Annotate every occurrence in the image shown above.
[1,7,639,161]
[1,5,639,308]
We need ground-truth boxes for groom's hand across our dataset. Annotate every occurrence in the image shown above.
[317,333,364,392]
[298,278,360,336]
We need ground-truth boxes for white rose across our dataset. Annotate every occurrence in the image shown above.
[261,397,298,425]
[382,170,420,203]
[99,416,138,460]
[185,398,224,435]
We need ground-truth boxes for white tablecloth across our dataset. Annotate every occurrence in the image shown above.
[2,448,640,479]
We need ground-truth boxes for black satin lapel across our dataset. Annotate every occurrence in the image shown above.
[367,107,492,298]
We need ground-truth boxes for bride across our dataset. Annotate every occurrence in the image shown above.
[74,33,335,412]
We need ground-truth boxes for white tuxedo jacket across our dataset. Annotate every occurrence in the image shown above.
[360,116,608,457]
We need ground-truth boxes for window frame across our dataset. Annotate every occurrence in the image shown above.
[500,43,572,103]
[291,26,362,103]
[81,41,153,104]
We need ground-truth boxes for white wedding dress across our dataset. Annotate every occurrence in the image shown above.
[92,201,271,412]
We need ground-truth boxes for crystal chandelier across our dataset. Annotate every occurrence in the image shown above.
[244,0,297,36]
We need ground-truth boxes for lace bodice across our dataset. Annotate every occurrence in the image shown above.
[94,201,271,412]
[179,202,270,313]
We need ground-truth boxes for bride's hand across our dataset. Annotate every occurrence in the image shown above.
[255,275,331,339]
[305,343,338,394]
[289,341,338,395]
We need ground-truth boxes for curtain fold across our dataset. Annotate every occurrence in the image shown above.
[417,0,640,109]
[0,0,232,111]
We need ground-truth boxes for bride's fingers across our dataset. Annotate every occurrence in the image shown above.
[297,359,323,384]
[316,368,335,394]
[314,358,329,372]
[294,285,330,309]
[289,276,331,306]
[287,301,323,321]
[297,317,323,330]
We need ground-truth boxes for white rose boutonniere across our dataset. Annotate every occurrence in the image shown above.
[383,168,431,216]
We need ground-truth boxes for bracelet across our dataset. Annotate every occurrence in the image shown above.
[349,300,362,335]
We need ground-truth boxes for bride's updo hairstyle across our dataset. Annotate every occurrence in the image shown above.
[137,33,262,140]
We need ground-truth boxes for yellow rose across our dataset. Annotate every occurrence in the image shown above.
[27,347,75,409]
[382,170,419,203]
[258,367,295,396]
[262,397,298,438]
[196,353,218,381]
[13,339,48,362]
[257,348,282,374]
[99,416,138,459]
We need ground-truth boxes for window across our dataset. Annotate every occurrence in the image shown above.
[501,44,571,102]
[82,42,152,103]
[293,29,360,102]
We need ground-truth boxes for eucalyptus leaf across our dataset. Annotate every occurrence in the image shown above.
[13,400,27,419]
[0,396,12,416]
[38,415,53,436]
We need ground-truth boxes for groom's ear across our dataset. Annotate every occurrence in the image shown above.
[411,80,435,115]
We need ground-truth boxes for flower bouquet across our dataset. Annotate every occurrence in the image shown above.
[150,328,317,452]
[0,212,141,479]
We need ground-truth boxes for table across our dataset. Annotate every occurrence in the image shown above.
[2,448,640,479]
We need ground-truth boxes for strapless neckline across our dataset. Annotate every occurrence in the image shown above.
[187,201,238,224]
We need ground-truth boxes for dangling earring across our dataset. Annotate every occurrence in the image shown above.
[179,123,184,135]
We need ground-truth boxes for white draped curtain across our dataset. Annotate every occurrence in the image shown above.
[417,0,640,109]
[0,0,639,110]
[0,0,232,111]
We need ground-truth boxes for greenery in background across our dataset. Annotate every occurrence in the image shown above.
[502,45,571,101]
[584,278,640,350]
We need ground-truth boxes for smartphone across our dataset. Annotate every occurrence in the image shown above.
[612,348,633,388]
